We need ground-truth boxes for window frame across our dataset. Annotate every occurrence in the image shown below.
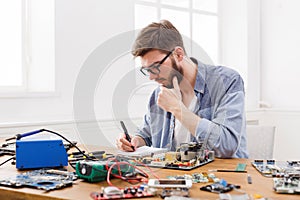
[0,0,56,97]
[134,0,219,62]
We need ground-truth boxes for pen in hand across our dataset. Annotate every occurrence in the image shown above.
[120,121,135,151]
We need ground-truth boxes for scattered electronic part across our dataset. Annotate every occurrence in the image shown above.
[200,179,240,193]
[247,174,252,184]
[192,172,219,183]
[104,186,123,196]
[252,159,300,194]
[167,174,193,181]
[160,188,190,198]
[252,160,300,178]
[147,179,193,188]
[76,160,135,182]
[219,193,250,200]
[90,185,154,199]
[273,174,300,194]
[76,160,109,182]
[136,142,215,171]
[0,169,77,191]
[147,179,192,198]
[235,163,247,171]
[68,150,112,169]
[167,172,219,183]
[0,142,15,156]
[274,176,300,193]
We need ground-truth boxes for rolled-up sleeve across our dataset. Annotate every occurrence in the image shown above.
[136,111,152,146]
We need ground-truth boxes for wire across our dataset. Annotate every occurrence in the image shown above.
[42,129,92,160]
[133,159,160,179]
[106,160,149,189]
[0,156,15,167]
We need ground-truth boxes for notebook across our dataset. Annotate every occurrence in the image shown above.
[117,146,167,158]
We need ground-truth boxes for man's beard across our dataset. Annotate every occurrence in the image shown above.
[165,57,184,89]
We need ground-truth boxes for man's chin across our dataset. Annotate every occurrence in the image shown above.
[157,81,173,89]
[164,83,173,89]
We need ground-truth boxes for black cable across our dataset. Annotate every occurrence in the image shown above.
[42,129,92,160]
[0,156,15,167]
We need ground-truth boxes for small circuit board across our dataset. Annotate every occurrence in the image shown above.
[90,186,154,200]
[273,174,300,194]
[252,160,300,194]
[251,160,300,177]
[0,169,77,191]
[136,150,215,171]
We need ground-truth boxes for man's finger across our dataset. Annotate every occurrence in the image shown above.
[120,137,131,146]
[173,76,180,91]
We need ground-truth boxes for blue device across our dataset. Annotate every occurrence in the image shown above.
[16,139,68,170]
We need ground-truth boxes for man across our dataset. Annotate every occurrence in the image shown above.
[117,20,248,158]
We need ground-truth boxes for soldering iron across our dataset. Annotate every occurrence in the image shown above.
[5,129,46,141]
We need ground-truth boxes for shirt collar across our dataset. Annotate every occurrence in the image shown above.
[191,57,206,94]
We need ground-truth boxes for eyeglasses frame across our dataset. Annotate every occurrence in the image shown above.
[139,50,174,76]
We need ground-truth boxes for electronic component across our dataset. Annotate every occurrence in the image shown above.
[252,159,300,194]
[247,174,252,184]
[104,186,123,196]
[119,142,214,171]
[209,163,247,173]
[160,188,190,198]
[1,140,76,157]
[76,160,110,182]
[273,174,300,194]
[5,129,79,169]
[167,172,219,183]
[76,160,135,182]
[235,163,247,171]
[0,142,15,156]
[90,185,154,199]
[15,139,68,169]
[147,179,193,188]
[0,169,76,191]
[252,160,300,177]
[200,179,240,193]
[193,172,219,183]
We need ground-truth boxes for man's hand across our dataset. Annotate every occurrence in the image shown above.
[116,134,145,152]
[157,76,183,113]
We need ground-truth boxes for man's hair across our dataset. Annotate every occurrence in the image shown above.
[132,20,185,57]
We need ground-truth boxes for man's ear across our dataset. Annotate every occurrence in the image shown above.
[173,46,185,62]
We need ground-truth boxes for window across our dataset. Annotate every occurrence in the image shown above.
[0,0,23,89]
[131,0,219,118]
[134,0,260,110]
[134,0,219,64]
[0,0,55,94]
[133,0,219,97]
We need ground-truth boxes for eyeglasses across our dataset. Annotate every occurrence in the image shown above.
[140,50,173,76]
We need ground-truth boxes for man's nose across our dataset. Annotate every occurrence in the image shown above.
[149,72,158,80]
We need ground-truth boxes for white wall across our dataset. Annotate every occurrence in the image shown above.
[248,0,300,160]
[261,0,300,109]
[0,0,135,123]
[1,0,300,158]
[247,110,300,160]
[217,0,300,160]
[0,0,136,146]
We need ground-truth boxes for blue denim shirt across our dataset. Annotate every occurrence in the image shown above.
[136,59,248,158]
